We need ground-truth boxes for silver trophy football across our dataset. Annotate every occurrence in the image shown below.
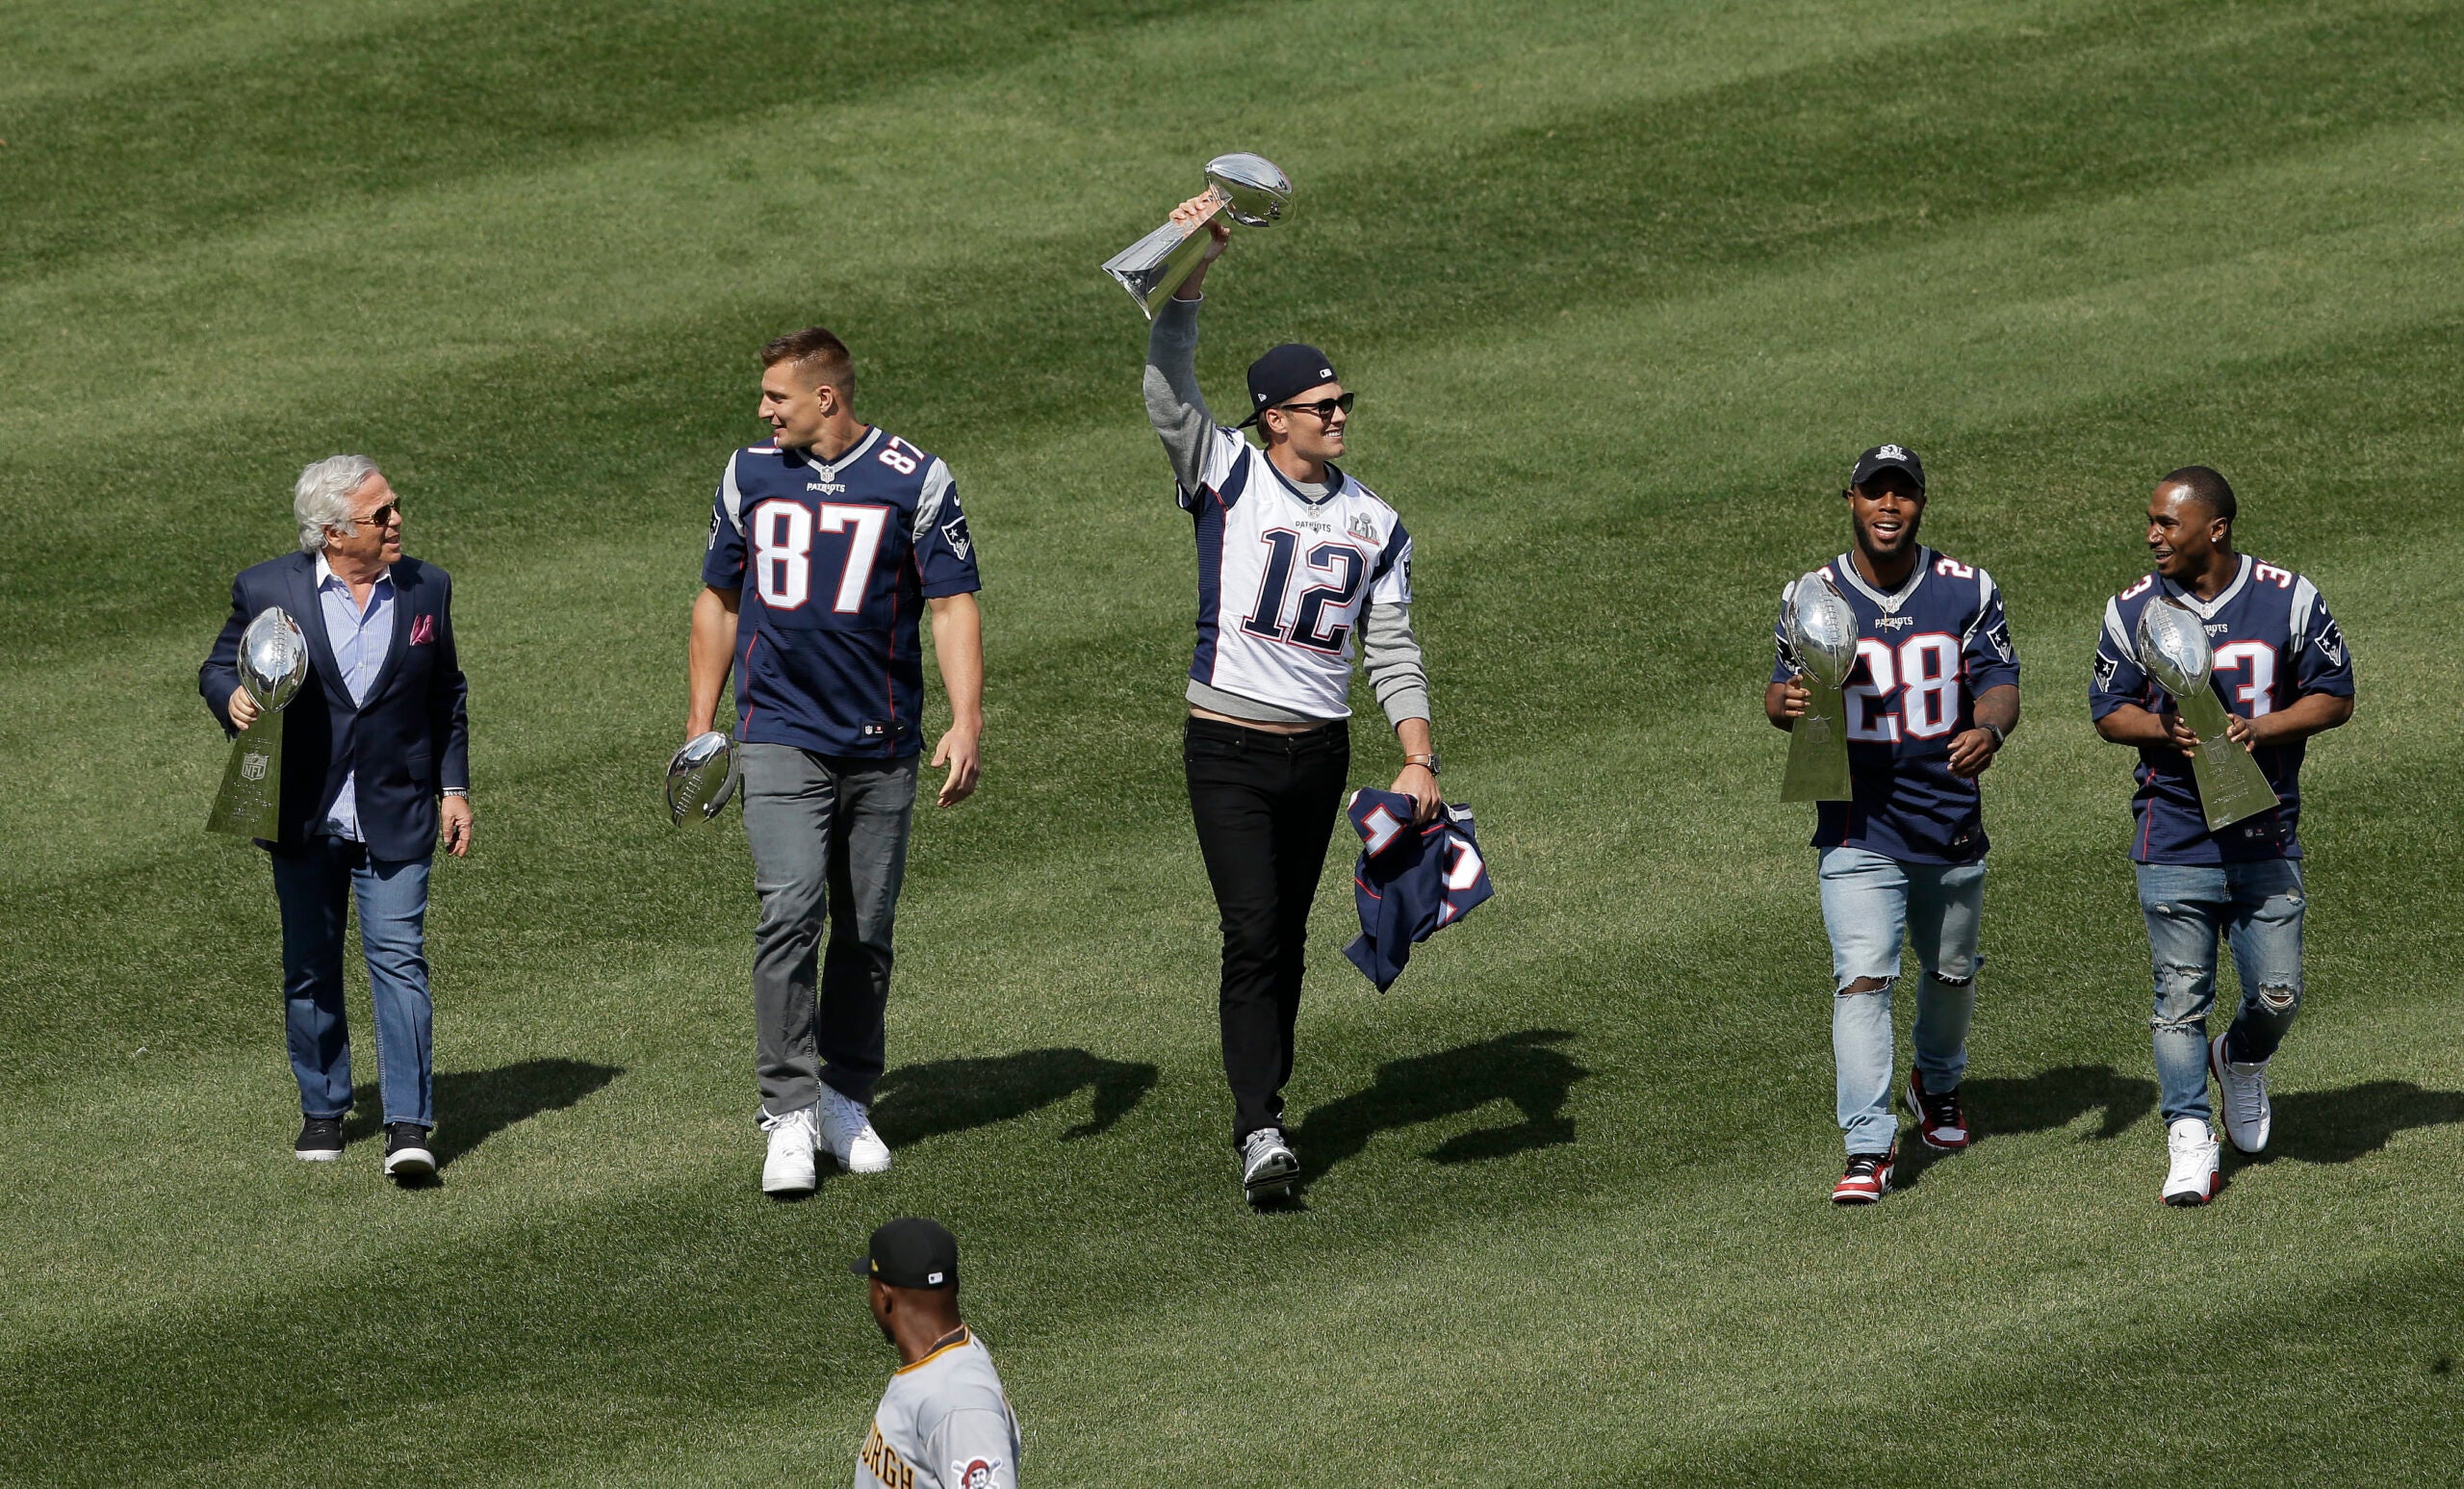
[666,731,739,827]
[1100,153,1292,319]
[1780,575,1858,803]
[206,607,310,838]
[2135,599,2280,831]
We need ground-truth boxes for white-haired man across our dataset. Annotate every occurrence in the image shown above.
[200,456,472,1180]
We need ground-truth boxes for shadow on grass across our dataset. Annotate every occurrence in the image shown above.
[342,1057,623,1172]
[1894,1063,2155,1191]
[1280,1029,1587,1202]
[2231,1081,2464,1169]
[870,1047,1158,1146]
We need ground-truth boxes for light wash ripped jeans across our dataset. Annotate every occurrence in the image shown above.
[1817,846,1985,1155]
[2134,859,2305,1126]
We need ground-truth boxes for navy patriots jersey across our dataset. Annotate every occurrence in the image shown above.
[1770,548,2020,864]
[1343,788,1494,991]
[703,426,980,758]
[2089,554,2353,864]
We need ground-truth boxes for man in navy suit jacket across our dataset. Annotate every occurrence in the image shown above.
[200,455,472,1180]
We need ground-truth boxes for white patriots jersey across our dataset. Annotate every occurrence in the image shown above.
[1181,424,1411,720]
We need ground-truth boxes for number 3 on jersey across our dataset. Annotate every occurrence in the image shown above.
[1846,634,1963,742]
[751,501,888,613]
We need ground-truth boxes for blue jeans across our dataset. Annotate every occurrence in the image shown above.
[270,838,434,1127]
[1817,847,1985,1155]
[2135,860,2305,1125]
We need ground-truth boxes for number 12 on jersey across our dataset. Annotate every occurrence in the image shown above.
[1241,528,1364,653]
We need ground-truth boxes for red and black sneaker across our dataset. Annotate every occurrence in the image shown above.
[1831,1144,1896,1205]
[1903,1067,1972,1151]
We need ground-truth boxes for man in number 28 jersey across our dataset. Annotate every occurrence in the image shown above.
[686,326,985,1195]
[1143,192,1446,1205]
[2089,466,2354,1207]
[1767,445,2020,1205]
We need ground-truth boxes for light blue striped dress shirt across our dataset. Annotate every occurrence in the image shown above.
[314,554,394,842]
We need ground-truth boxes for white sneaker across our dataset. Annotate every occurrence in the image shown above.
[2162,1117,2221,1207]
[815,1087,891,1174]
[759,1105,819,1194]
[2209,1034,2273,1153]
[1241,1127,1299,1203]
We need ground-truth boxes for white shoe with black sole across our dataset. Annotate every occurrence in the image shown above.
[1241,1128,1298,1202]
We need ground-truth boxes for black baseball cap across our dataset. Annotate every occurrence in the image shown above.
[1237,343,1340,427]
[851,1218,959,1289]
[1849,443,1925,491]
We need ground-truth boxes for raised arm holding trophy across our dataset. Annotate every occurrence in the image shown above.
[1130,163,1457,1207]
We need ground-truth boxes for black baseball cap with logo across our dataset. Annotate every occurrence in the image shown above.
[1849,443,1925,491]
[1237,343,1340,427]
[850,1217,959,1290]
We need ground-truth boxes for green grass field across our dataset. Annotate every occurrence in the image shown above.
[6,0,2464,1481]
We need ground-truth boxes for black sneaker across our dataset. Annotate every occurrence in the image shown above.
[383,1123,437,1180]
[295,1117,345,1162]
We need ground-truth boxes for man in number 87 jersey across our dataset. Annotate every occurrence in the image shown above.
[1766,445,2021,1204]
[686,326,985,1195]
[1144,193,1447,1204]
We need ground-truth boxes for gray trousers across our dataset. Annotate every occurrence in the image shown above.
[739,742,918,1117]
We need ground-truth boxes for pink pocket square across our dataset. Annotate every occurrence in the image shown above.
[409,614,436,646]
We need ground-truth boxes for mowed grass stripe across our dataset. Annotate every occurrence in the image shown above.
[0,0,1251,274]
[10,1037,2459,1484]
[7,0,2455,544]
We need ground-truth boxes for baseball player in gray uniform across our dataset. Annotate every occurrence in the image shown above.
[852,1219,1023,1489]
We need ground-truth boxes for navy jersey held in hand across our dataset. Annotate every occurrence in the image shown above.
[2089,554,2353,864]
[703,426,980,758]
[1343,788,1494,992]
[1771,548,2021,865]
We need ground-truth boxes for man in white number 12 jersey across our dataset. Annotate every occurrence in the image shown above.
[1142,193,1446,1205]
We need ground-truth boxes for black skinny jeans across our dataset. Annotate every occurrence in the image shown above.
[1183,714,1350,1146]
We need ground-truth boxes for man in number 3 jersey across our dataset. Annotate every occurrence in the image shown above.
[1767,445,2021,1204]
[2090,467,2354,1206]
[687,326,986,1195]
[1143,193,1446,1205]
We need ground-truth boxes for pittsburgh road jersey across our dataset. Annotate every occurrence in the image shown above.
[855,1330,1022,1489]
[1181,424,1410,720]
[2089,554,2353,864]
[1771,548,2021,864]
[703,426,980,758]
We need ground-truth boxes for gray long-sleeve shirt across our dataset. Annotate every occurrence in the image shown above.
[1144,295,1431,727]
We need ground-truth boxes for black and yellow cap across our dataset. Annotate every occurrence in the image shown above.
[850,1217,959,1289]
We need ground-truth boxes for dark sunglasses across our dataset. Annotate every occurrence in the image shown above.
[1275,392,1356,421]
[355,502,402,528]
